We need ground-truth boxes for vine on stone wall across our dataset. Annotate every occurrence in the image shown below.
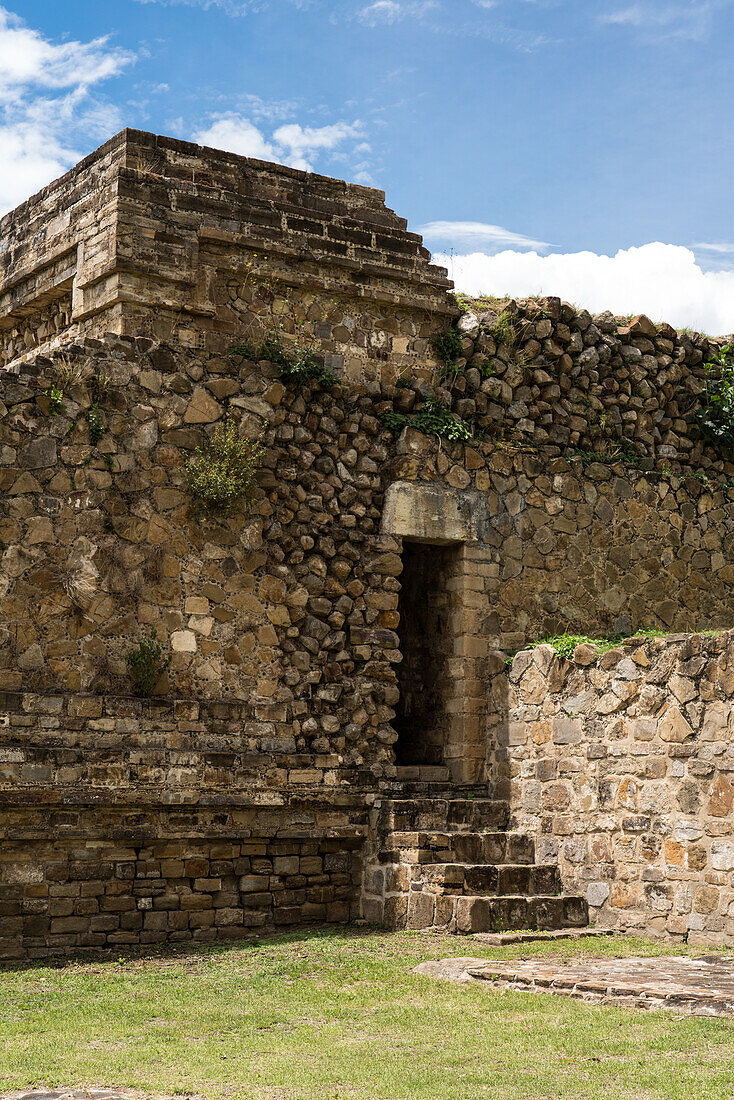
[689,344,734,456]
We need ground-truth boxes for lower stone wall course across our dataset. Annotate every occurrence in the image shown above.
[0,834,363,961]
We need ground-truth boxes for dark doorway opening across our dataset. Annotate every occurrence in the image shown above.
[395,541,454,766]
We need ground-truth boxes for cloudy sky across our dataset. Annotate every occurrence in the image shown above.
[3,1,734,332]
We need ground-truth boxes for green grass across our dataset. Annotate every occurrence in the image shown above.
[514,627,730,663]
[1,930,733,1099]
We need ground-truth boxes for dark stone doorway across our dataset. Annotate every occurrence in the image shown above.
[395,541,454,767]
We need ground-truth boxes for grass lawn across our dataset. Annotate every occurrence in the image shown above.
[1,929,733,1100]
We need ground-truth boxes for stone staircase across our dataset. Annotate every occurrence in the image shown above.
[365,768,589,934]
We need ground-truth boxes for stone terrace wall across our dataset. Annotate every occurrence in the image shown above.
[507,632,734,945]
[0,835,360,962]
[0,687,367,962]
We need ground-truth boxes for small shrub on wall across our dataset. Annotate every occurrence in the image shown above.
[125,628,171,696]
[430,328,463,365]
[185,418,266,513]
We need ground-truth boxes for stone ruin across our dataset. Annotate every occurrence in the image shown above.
[1,129,734,961]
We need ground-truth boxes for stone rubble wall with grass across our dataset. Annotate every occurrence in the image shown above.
[442,298,733,477]
[507,631,734,946]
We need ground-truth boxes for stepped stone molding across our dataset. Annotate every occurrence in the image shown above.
[0,129,452,378]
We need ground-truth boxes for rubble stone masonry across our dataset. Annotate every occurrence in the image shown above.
[2,132,734,959]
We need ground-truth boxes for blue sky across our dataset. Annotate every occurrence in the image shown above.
[3,1,734,331]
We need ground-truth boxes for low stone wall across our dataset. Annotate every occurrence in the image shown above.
[507,631,734,945]
[0,687,366,962]
[0,835,362,962]
[0,689,381,796]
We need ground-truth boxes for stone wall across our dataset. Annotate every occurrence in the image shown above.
[0,831,361,963]
[5,338,734,701]
[0,338,407,787]
[507,631,734,945]
[4,132,734,956]
[386,433,734,648]
[0,684,367,962]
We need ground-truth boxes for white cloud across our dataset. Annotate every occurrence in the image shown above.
[437,242,734,336]
[194,113,365,173]
[0,8,130,100]
[0,8,132,214]
[134,0,312,12]
[692,242,734,255]
[600,1,729,41]
[195,116,279,162]
[418,219,550,251]
[357,0,439,25]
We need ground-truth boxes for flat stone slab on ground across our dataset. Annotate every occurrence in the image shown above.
[416,955,734,1016]
[1,1092,200,1100]
[471,928,614,947]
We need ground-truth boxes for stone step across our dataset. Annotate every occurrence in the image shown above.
[379,830,535,866]
[394,765,451,784]
[406,890,589,934]
[378,798,509,833]
[409,863,562,897]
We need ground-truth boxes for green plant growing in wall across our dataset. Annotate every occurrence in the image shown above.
[448,291,473,312]
[91,369,111,402]
[688,344,734,456]
[416,395,473,442]
[125,628,171,696]
[430,328,463,365]
[489,310,518,350]
[88,405,105,444]
[227,262,337,389]
[230,322,336,390]
[439,360,496,386]
[185,417,266,513]
[381,395,473,444]
[44,385,65,415]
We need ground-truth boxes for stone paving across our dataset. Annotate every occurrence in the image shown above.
[416,954,734,1017]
